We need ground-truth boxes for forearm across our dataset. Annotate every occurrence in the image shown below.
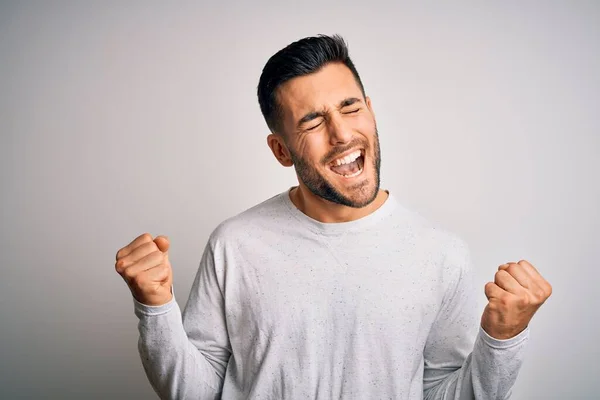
[134,296,223,400]
[424,326,529,400]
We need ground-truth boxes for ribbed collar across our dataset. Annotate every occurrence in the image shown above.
[280,187,398,236]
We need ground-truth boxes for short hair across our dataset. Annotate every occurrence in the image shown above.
[257,34,366,134]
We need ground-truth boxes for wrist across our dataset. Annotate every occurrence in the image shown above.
[481,324,528,340]
[132,286,174,307]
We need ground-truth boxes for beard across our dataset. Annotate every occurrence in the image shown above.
[288,128,382,208]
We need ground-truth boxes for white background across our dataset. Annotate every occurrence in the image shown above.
[1,1,598,399]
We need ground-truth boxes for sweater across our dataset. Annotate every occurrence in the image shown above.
[134,189,529,399]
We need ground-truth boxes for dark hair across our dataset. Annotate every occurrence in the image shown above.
[257,34,366,134]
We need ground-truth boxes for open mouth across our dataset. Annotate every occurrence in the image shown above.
[328,149,365,178]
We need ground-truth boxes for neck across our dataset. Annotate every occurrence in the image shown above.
[290,184,389,223]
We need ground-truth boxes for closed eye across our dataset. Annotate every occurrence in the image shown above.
[306,121,323,131]
[344,109,360,114]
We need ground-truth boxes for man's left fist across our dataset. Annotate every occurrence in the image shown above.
[481,260,552,340]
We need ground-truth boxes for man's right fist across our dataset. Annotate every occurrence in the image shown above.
[115,233,173,306]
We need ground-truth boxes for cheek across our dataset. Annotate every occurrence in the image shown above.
[296,136,326,164]
[359,123,378,149]
[356,115,376,135]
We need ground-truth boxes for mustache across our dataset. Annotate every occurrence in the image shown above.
[321,139,368,164]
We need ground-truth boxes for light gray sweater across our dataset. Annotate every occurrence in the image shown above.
[134,189,529,399]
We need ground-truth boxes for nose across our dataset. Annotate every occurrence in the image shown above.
[328,114,353,145]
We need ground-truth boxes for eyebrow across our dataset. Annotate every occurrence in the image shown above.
[296,97,363,128]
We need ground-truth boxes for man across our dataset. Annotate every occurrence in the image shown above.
[115,35,552,399]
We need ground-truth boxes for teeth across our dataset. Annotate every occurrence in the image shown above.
[333,150,361,166]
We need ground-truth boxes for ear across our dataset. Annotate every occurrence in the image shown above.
[365,96,375,119]
[267,133,294,167]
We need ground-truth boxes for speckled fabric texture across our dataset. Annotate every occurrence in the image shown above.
[134,189,529,399]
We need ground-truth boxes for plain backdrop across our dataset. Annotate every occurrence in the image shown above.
[1,1,598,399]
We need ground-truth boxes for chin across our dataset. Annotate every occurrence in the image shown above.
[329,174,380,208]
[345,185,379,208]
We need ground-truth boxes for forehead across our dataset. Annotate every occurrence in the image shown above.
[277,62,363,122]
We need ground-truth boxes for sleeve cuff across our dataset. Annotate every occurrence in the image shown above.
[479,325,530,349]
[133,286,176,317]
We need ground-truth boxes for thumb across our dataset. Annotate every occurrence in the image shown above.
[154,235,170,253]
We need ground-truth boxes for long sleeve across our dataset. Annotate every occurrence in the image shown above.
[134,240,231,399]
[423,236,530,400]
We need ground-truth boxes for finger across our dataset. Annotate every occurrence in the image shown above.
[143,263,171,283]
[154,235,170,253]
[501,262,533,289]
[501,260,541,277]
[511,260,549,290]
[116,241,159,271]
[484,282,506,300]
[500,260,552,298]
[495,269,525,295]
[517,259,542,278]
[116,233,154,261]
[498,263,510,271]
[518,260,553,299]
[121,251,165,281]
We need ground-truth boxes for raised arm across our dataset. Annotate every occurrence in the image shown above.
[116,233,231,399]
[423,237,550,399]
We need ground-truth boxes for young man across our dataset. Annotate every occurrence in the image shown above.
[115,35,552,399]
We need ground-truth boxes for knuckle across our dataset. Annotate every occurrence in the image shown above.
[141,233,153,242]
[115,261,124,274]
[506,264,520,275]
[116,258,130,273]
[495,270,507,282]
[534,289,546,300]
[123,267,137,281]
[517,295,530,307]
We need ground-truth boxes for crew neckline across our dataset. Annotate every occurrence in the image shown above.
[280,187,398,236]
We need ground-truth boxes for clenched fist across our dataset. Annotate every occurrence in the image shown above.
[481,260,552,340]
[115,233,173,306]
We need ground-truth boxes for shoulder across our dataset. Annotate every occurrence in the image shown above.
[392,200,469,255]
[207,191,289,247]
[387,199,471,282]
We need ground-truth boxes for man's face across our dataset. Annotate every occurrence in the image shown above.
[276,62,381,208]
